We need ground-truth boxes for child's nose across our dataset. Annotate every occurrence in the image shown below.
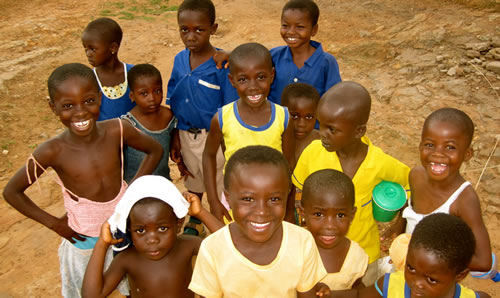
[146,232,159,244]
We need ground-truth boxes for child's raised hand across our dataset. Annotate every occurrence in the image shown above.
[315,283,331,297]
[213,50,230,69]
[51,213,86,243]
[183,191,202,216]
[177,159,195,181]
[99,221,123,245]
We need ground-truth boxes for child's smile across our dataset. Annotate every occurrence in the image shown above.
[280,9,317,49]
[419,120,472,182]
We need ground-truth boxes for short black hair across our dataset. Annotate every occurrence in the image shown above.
[409,213,475,274]
[302,169,355,207]
[281,83,320,107]
[228,42,273,74]
[224,145,291,190]
[47,63,99,103]
[178,0,216,25]
[83,17,123,44]
[128,64,163,90]
[282,0,320,26]
[423,108,475,147]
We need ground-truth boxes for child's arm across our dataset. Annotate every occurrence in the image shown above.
[202,113,232,222]
[314,278,384,297]
[282,116,296,223]
[121,119,163,181]
[213,50,231,69]
[2,143,85,243]
[183,192,223,233]
[82,222,126,298]
[455,190,493,271]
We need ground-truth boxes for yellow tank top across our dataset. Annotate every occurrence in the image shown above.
[219,101,288,166]
[382,271,478,298]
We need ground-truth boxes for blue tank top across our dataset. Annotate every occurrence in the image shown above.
[121,112,177,183]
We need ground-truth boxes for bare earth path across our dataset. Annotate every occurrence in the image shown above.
[0,0,498,296]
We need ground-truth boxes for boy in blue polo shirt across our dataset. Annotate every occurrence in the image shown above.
[167,0,238,235]
[268,0,341,104]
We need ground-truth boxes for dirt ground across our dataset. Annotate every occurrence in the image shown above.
[0,0,499,297]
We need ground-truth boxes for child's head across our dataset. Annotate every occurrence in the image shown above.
[281,83,320,140]
[420,108,474,181]
[405,213,475,297]
[223,145,291,243]
[316,81,371,152]
[280,0,319,48]
[128,64,163,114]
[129,197,183,260]
[81,17,123,67]
[113,175,189,260]
[177,0,217,53]
[47,63,101,134]
[301,169,356,249]
[228,43,274,108]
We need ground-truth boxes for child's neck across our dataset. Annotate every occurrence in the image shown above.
[426,170,465,192]
[189,44,216,70]
[295,130,319,162]
[236,99,271,127]
[95,56,124,87]
[130,106,171,131]
[64,124,100,145]
[317,236,350,273]
[336,139,368,179]
[289,40,315,69]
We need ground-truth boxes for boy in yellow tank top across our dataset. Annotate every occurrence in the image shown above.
[203,43,294,223]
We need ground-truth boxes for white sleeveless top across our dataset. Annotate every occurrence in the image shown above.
[402,181,471,233]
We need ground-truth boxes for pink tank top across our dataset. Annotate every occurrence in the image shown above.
[26,119,127,237]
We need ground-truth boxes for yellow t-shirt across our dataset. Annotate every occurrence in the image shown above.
[292,137,410,263]
[189,222,327,297]
[320,240,368,290]
[383,271,478,297]
[220,101,288,165]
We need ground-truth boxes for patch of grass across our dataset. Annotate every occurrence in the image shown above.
[28,144,38,149]
[1,140,15,150]
[119,11,135,20]
[100,10,118,17]
[99,0,178,21]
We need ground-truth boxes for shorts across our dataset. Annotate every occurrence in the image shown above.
[58,238,129,297]
[179,129,225,195]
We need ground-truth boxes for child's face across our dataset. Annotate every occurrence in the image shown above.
[225,163,289,244]
[81,31,115,67]
[405,246,466,298]
[177,10,217,54]
[130,76,163,114]
[229,56,274,108]
[419,120,472,182]
[50,76,101,137]
[280,9,318,49]
[301,191,355,249]
[129,201,182,260]
[286,96,317,140]
[317,104,362,152]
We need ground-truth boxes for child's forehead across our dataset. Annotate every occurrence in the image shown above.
[230,162,289,185]
[178,9,212,25]
[422,119,470,143]
[130,199,177,220]
[54,76,99,95]
[232,56,273,73]
[282,8,313,22]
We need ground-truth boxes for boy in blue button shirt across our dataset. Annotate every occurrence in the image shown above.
[268,0,341,105]
[166,0,238,235]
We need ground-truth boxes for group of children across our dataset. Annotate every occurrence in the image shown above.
[2,0,496,297]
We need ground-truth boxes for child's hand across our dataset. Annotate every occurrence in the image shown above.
[51,213,86,243]
[177,159,195,181]
[184,191,203,216]
[213,50,230,69]
[380,224,402,252]
[315,283,331,297]
[99,222,123,245]
[211,201,232,223]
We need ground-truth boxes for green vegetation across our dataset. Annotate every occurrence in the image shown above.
[99,0,178,20]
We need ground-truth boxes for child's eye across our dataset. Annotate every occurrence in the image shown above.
[313,212,323,217]
[270,197,281,202]
[290,114,299,120]
[141,92,148,96]
[305,115,314,120]
[62,104,73,109]
[423,142,433,148]
[258,75,266,80]
[329,127,336,133]
[135,228,145,234]
[406,264,416,273]
[196,28,204,33]
[85,98,96,104]
[446,145,456,150]
[155,89,162,94]
[237,78,247,83]
[180,28,188,33]
[241,197,253,202]
[426,277,438,284]
[337,213,346,218]
[158,226,168,232]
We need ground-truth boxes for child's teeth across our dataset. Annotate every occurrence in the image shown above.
[248,95,262,101]
[251,222,270,228]
[74,120,90,129]
[430,162,447,174]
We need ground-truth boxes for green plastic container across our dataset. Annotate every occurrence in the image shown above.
[372,181,407,222]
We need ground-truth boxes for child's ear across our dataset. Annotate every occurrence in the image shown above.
[455,268,470,283]
[129,91,135,102]
[223,188,233,209]
[210,23,218,35]
[351,206,357,219]
[464,147,473,162]
[311,24,319,37]
[176,217,185,234]
[228,73,236,88]
[49,100,57,115]
[355,124,367,138]
[271,67,275,83]
[110,42,119,55]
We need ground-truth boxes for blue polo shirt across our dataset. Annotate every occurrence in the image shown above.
[268,40,342,104]
[166,49,238,131]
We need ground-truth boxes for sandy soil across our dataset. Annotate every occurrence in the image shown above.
[0,0,499,297]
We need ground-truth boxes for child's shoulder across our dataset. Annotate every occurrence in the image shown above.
[175,234,203,253]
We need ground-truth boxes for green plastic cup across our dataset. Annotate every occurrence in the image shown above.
[372,181,407,222]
